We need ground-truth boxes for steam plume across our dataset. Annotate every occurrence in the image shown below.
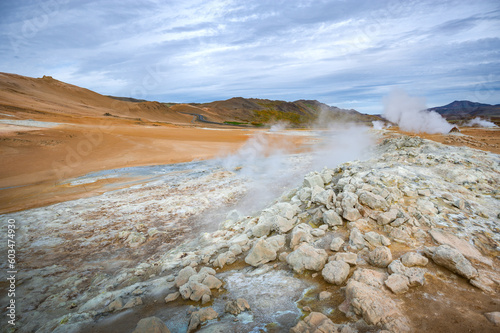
[383,89,452,134]
[465,117,498,128]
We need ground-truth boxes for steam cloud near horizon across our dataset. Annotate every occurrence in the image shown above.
[465,117,498,128]
[383,89,453,134]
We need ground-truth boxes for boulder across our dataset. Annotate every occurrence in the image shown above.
[405,267,426,287]
[330,237,345,251]
[224,298,251,315]
[425,245,478,280]
[358,191,389,211]
[132,317,171,333]
[349,227,367,249]
[332,252,358,266]
[368,246,392,268]
[385,274,410,294]
[484,312,500,326]
[364,231,391,247]
[303,174,325,188]
[400,252,428,267]
[311,187,335,208]
[164,292,180,303]
[202,275,223,289]
[377,209,398,225]
[318,291,332,300]
[179,281,211,302]
[244,235,285,267]
[287,243,328,273]
[341,280,409,331]
[290,312,343,333]
[322,260,350,285]
[213,251,236,268]
[323,210,343,226]
[351,268,387,289]
[175,266,197,288]
[187,307,218,333]
[290,224,314,249]
[342,192,362,222]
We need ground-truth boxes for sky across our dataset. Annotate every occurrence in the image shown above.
[0,0,499,114]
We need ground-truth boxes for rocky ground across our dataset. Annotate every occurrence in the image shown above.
[2,134,500,333]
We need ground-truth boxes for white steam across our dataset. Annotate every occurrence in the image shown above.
[218,125,373,214]
[383,89,452,134]
[464,117,498,128]
[372,120,390,130]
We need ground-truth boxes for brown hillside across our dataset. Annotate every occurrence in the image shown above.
[0,72,193,124]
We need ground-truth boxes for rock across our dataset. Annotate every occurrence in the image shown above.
[341,280,409,331]
[330,237,345,251]
[179,281,211,302]
[318,291,332,300]
[428,229,493,266]
[368,246,393,268]
[425,245,478,280]
[377,209,398,225]
[358,191,389,211]
[332,252,358,266]
[213,251,236,268]
[351,268,387,289]
[132,316,171,333]
[388,260,407,275]
[342,192,362,221]
[416,198,438,215]
[228,244,242,255]
[349,227,366,249]
[303,174,325,188]
[164,292,180,303]
[202,275,223,289]
[126,232,147,248]
[311,228,326,237]
[470,274,495,293]
[312,187,335,208]
[224,298,251,315]
[405,267,426,287]
[322,260,350,285]
[400,252,428,267]
[201,294,211,305]
[175,266,197,288]
[290,312,342,333]
[290,224,314,249]
[364,231,391,247]
[107,297,124,312]
[343,208,362,222]
[124,297,143,309]
[484,312,500,326]
[187,307,218,333]
[244,235,285,267]
[287,243,328,273]
[323,210,343,227]
[385,274,410,294]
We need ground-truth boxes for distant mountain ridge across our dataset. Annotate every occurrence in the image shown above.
[429,100,500,121]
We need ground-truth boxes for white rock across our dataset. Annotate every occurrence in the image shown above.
[425,245,478,280]
[322,260,350,285]
[358,191,389,211]
[286,243,328,273]
[303,174,325,188]
[400,252,428,267]
[290,224,314,249]
[332,252,358,266]
[368,246,392,268]
[323,210,343,226]
[385,274,410,294]
[330,237,344,251]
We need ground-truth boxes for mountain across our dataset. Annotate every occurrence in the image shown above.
[429,100,500,121]
[0,73,193,124]
[0,72,380,127]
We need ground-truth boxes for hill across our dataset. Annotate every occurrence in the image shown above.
[0,72,380,127]
[0,73,193,124]
[429,100,500,122]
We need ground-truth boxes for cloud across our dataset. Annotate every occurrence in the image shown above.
[0,0,499,112]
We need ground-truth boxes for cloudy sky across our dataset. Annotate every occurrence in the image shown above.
[1,0,499,114]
